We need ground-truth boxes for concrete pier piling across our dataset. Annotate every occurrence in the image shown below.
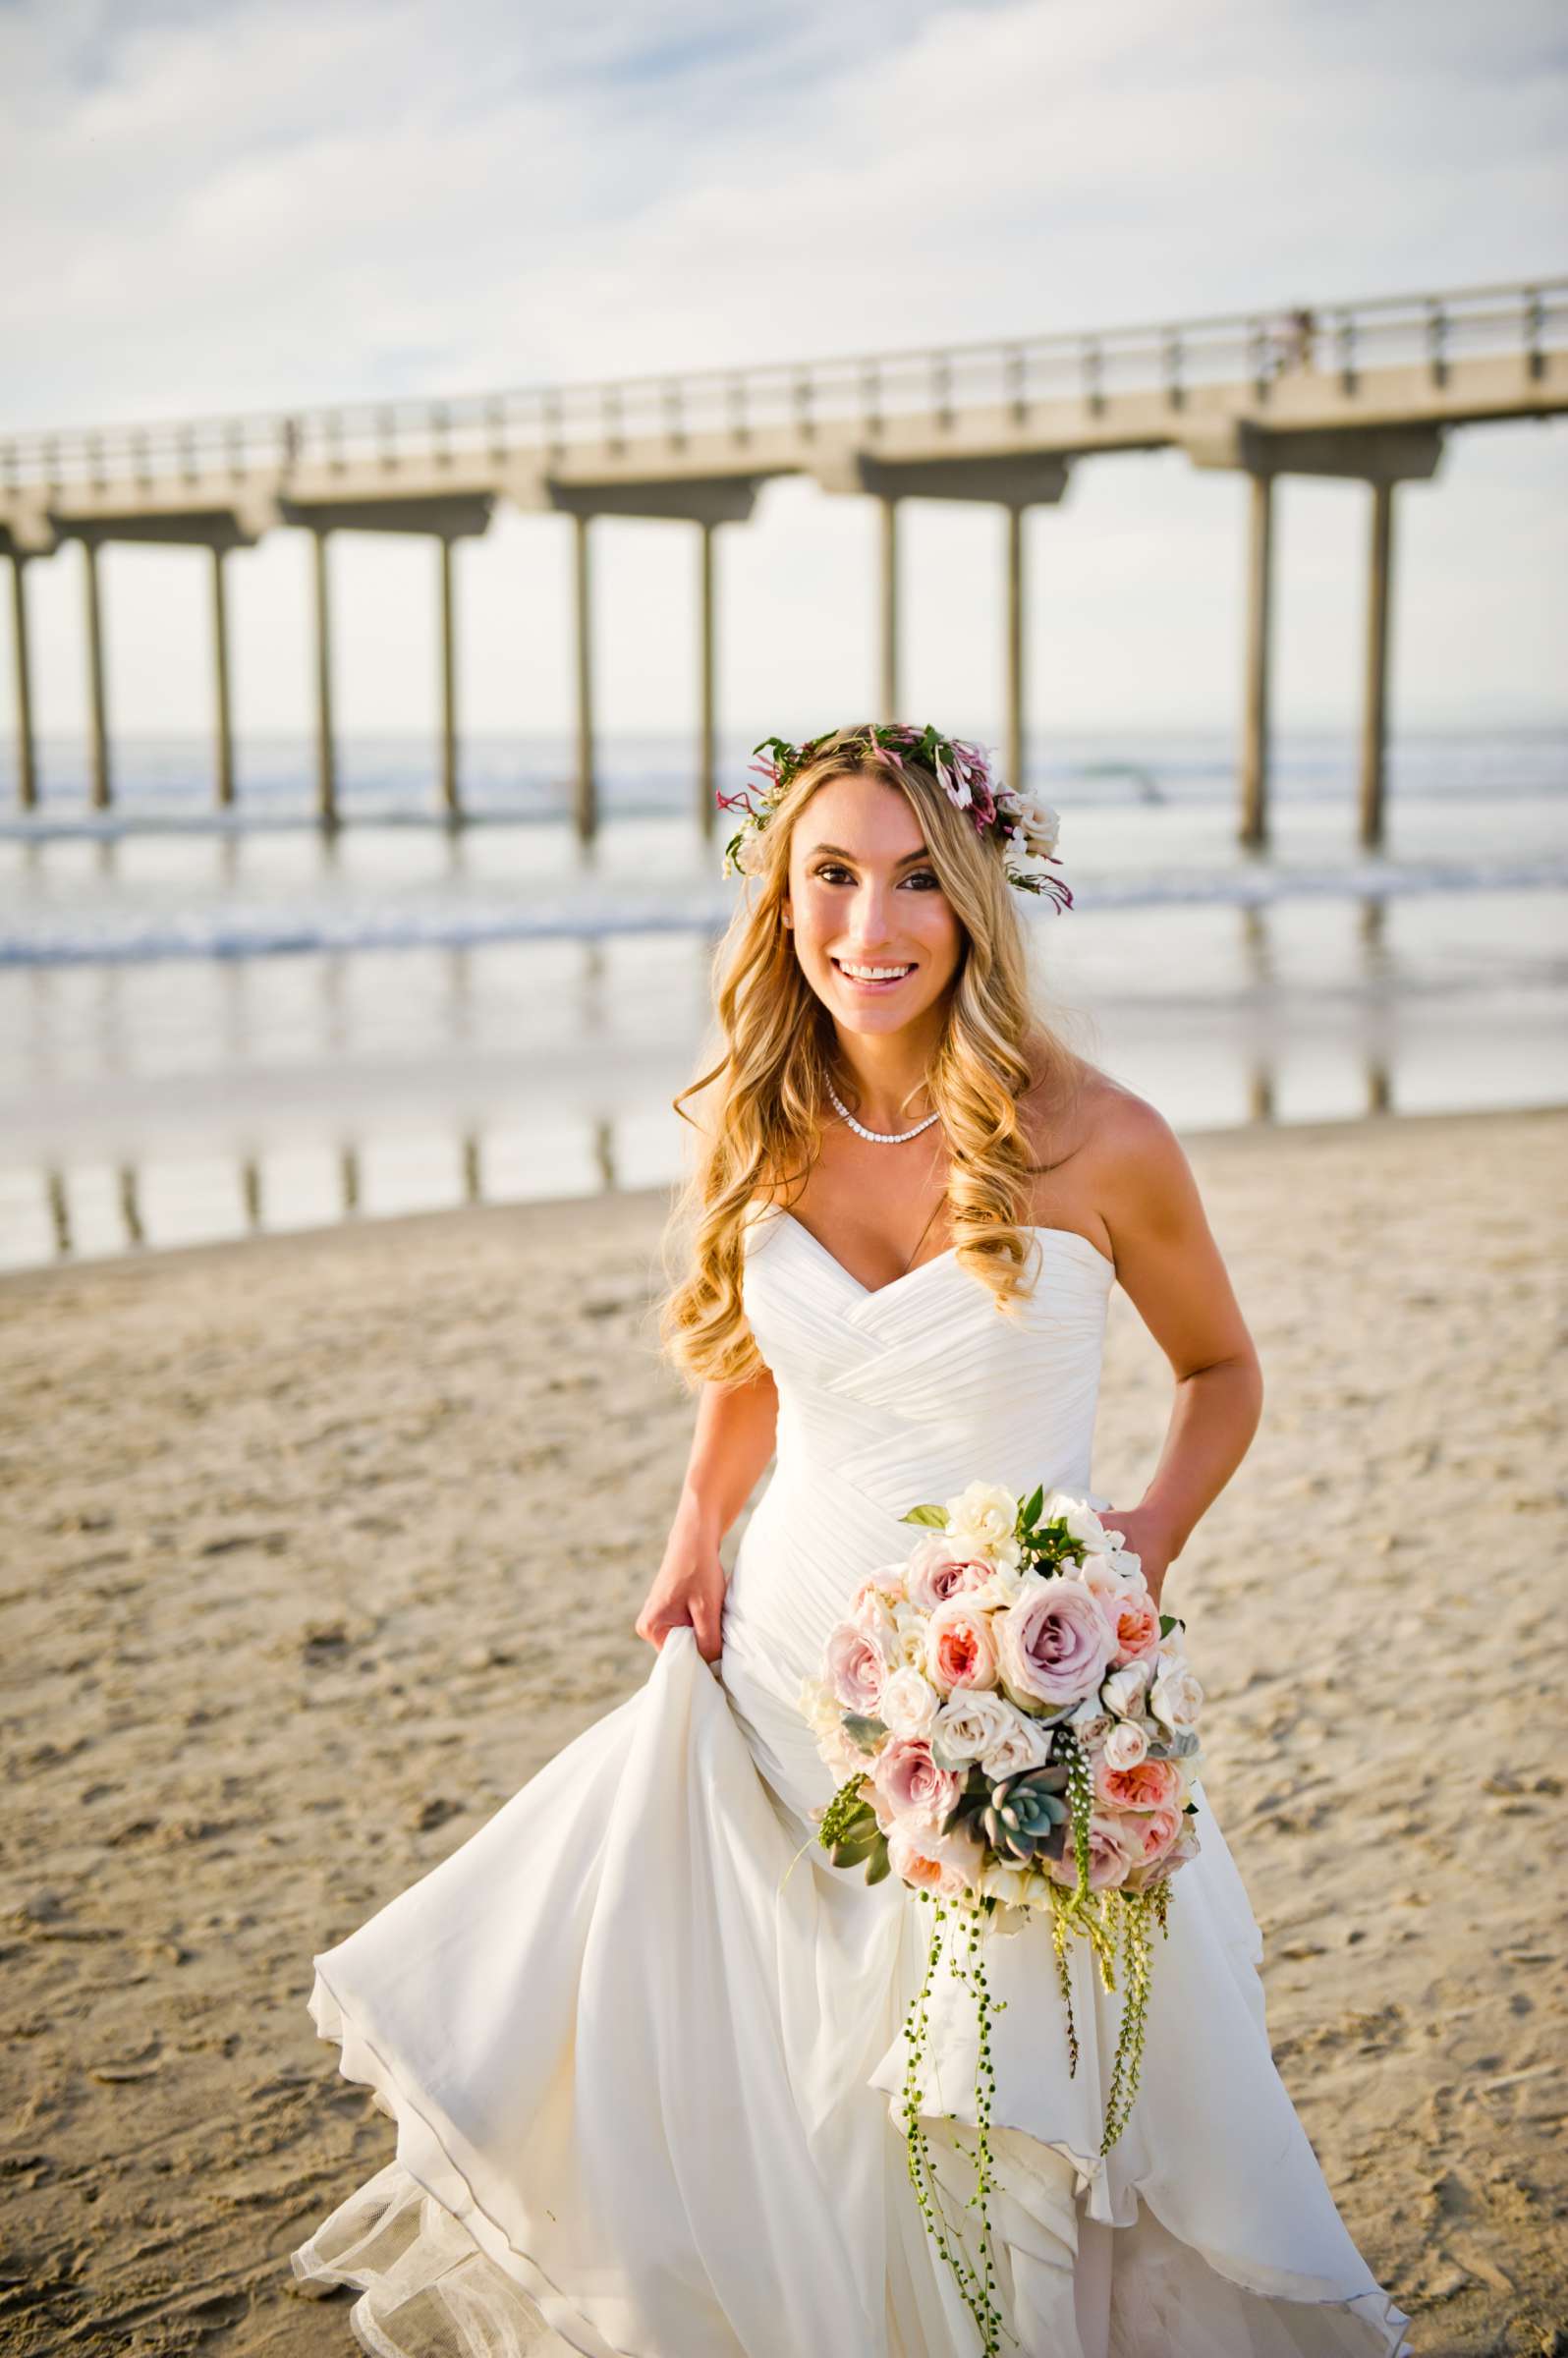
[438,534,459,817]
[1004,503,1026,794]
[572,512,595,844]
[878,495,900,724]
[7,552,36,810]
[1359,480,1394,851]
[1240,472,1274,849]
[310,528,336,824]
[698,519,716,838]
[210,545,234,808]
[81,539,110,809]
[0,280,1559,836]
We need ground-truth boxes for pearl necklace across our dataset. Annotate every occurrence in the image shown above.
[827,1079,941,1146]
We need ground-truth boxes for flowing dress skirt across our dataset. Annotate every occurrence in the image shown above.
[290,1622,1413,2358]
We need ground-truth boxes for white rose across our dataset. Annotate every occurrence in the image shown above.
[943,1481,1022,1573]
[1102,1719,1149,1771]
[979,1707,1053,1783]
[1021,798,1061,857]
[959,1558,1027,1610]
[1150,1662,1204,1731]
[800,1675,881,1779]
[890,1601,929,1669]
[880,1665,941,1742]
[820,1722,872,1779]
[1101,1659,1152,1719]
[978,1856,1038,1914]
[1043,1491,1114,1555]
[928,1688,1018,1768]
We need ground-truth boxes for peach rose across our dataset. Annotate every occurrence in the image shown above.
[1092,1755,1184,1813]
[1106,1595,1161,1667]
[887,1819,986,1904]
[924,1599,1000,1695]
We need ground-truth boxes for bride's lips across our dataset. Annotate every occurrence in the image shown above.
[830,956,917,994]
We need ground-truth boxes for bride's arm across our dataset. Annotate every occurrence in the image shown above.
[1094,1095,1263,1610]
[634,1366,779,1660]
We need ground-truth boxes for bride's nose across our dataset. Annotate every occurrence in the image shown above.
[840,877,905,950]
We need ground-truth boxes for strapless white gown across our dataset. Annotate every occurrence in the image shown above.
[290,1207,1414,2358]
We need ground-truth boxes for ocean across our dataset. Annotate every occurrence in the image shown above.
[2,726,1564,1273]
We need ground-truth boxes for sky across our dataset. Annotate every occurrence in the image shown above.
[1,0,1566,753]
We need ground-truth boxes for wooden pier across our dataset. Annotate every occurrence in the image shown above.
[2,276,1564,847]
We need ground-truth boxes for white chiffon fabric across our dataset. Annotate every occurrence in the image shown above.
[291,1207,1414,2357]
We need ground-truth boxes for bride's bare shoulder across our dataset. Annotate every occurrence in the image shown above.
[1018,1048,1190,1208]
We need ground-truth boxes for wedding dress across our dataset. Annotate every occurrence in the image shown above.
[290,1206,1414,2358]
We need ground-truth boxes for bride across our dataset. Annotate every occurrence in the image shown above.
[290,723,1414,2357]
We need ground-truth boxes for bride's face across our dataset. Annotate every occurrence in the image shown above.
[782,773,964,1038]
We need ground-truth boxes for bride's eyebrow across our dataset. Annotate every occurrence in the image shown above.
[809,844,932,864]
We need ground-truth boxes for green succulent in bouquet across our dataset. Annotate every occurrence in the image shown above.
[980,1764,1072,1865]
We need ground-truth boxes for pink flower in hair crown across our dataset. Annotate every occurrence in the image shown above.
[717,722,1072,910]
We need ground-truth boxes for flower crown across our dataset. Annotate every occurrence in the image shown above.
[717,722,1072,910]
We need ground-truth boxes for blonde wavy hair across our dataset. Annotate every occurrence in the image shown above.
[658,725,1082,1388]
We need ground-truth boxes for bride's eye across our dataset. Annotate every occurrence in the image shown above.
[810,864,939,888]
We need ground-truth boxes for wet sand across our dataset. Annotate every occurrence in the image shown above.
[1,1105,1564,2355]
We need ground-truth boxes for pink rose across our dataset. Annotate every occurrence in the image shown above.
[871,1736,961,1832]
[924,1600,1000,1696]
[887,1819,985,1903]
[850,1567,905,1618]
[1077,1553,1142,1607]
[824,1620,889,1716]
[1092,1755,1183,1813]
[1115,1802,1184,1869]
[1047,1810,1132,1891]
[996,1576,1116,1712]
[1107,1596,1161,1667]
[905,1535,989,1612]
[1124,1821,1201,1891]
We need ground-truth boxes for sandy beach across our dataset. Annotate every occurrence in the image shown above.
[1,1103,1564,2357]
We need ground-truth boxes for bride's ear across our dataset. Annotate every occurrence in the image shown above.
[780,898,794,929]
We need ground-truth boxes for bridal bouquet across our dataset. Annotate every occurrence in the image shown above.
[798,1482,1204,2354]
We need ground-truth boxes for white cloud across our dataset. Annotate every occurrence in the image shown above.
[1,0,1565,743]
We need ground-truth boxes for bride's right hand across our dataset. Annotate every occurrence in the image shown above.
[634,1526,728,1663]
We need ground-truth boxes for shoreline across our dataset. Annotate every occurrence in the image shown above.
[1,1103,1563,2353]
[4,1096,1562,1301]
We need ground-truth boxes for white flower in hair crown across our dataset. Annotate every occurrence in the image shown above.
[717,723,1074,912]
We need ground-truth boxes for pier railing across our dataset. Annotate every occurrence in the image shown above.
[3,277,1564,494]
[3,274,1565,851]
